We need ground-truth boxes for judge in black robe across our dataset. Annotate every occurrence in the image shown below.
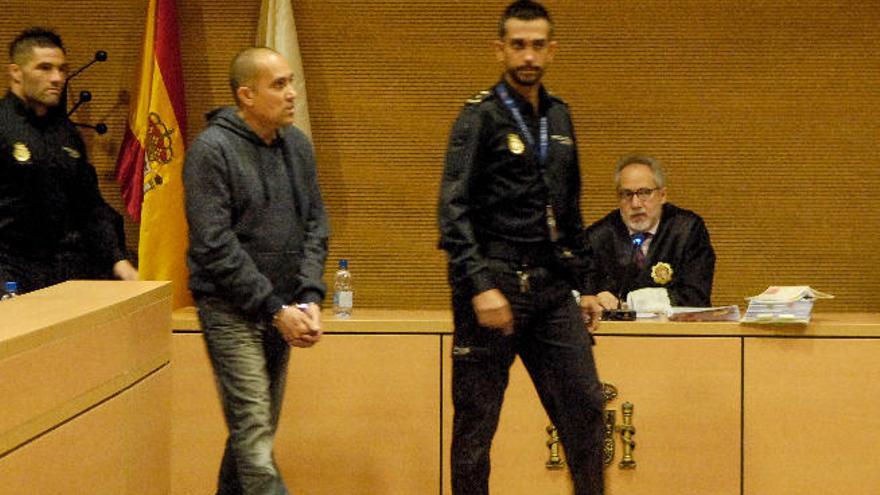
[584,154,715,308]
[584,203,715,307]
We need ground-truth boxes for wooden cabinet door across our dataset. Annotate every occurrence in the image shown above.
[442,335,742,495]
[0,366,171,495]
[744,338,880,494]
[172,333,441,495]
[171,333,225,495]
[596,336,741,495]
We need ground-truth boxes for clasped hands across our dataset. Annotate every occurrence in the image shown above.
[273,303,322,347]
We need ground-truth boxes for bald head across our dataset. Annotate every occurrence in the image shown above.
[228,47,297,138]
[229,47,280,105]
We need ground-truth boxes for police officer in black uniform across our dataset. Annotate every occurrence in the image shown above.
[0,27,136,293]
[437,2,605,493]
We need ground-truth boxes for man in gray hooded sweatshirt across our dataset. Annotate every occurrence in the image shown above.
[183,47,329,495]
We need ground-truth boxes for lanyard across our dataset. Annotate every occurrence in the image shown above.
[496,83,558,241]
[495,83,548,165]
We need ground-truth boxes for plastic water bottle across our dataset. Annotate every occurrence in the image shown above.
[1,281,18,300]
[333,259,353,318]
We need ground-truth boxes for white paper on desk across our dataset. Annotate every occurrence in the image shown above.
[741,299,814,324]
[636,312,661,319]
[627,287,671,314]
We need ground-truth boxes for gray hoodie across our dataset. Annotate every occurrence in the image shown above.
[183,107,329,319]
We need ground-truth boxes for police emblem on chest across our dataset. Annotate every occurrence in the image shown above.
[12,142,31,163]
[507,133,525,155]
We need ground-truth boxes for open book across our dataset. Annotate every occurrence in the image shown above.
[741,286,833,324]
[746,286,834,303]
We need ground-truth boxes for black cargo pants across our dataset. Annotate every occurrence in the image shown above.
[450,258,605,495]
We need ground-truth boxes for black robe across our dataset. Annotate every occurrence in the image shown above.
[584,203,715,307]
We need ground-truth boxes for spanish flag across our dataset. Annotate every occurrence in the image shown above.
[115,0,192,308]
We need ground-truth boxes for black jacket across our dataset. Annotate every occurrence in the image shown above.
[584,203,715,307]
[0,92,124,291]
[438,81,590,296]
[183,108,329,319]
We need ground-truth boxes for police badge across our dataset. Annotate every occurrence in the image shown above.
[651,262,673,285]
[12,142,31,163]
[507,133,525,155]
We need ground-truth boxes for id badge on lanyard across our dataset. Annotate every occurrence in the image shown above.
[495,83,558,241]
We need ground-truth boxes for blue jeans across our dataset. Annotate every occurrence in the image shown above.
[197,297,291,495]
[450,259,605,495]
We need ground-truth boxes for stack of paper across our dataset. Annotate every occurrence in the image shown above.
[741,286,834,324]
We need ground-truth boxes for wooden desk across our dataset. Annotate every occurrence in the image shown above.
[172,309,880,495]
[0,281,172,495]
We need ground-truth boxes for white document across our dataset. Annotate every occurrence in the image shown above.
[741,299,815,324]
[627,287,671,314]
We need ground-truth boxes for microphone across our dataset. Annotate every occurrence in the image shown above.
[66,50,108,82]
[64,50,108,106]
[63,50,110,134]
[601,233,646,321]
[68,90,108,134]
[67,90,91,117]
[73,122,108,135]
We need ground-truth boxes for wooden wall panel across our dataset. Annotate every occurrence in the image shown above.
[1,1,878,311]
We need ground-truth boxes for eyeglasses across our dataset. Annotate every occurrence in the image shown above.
[618,187,659,202]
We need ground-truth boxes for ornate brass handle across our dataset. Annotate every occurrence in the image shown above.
[545,383,634,470]
[603,409,616,466]
[545,425,566,470]
[617,402,636,469]
[602,382,618,467]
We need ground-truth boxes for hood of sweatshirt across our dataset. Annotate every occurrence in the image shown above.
[204,107,269,145]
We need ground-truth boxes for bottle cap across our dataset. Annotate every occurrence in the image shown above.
[5,281,17,293]
[339,259,348,269]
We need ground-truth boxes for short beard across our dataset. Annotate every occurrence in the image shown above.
[507,66,543,87]
[25,87,61,109]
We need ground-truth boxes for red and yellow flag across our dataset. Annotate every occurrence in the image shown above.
[115,0,191,308]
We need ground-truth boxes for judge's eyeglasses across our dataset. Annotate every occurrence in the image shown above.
[617,188,660,202]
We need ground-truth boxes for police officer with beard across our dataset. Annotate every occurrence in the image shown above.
[438,2,606,493]
[0,27,136,293]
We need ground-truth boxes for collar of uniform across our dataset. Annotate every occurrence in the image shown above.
[4,90,66,127]
[495,78,553,117]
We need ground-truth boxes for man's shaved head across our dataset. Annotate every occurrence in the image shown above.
[229,47,279,104]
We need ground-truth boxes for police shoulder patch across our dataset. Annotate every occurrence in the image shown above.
[465,89,492,106]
